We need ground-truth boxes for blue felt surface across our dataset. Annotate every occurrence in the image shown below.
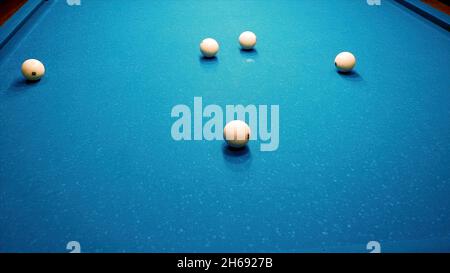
[0,0,450,253]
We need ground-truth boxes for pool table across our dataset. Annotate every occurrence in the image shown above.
[0,0,449,253]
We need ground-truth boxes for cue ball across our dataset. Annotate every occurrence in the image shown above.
[223,120,251,148]
[239,31,257,50]
[334,52,356,72]
[21,59,45,81]
[200,38,219,58]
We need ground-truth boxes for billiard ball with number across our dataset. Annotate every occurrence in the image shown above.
[335,52,356,72]
[21,59,45,81]
[223,120,251,148]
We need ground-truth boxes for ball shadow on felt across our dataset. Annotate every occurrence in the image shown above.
[222,143,252,172]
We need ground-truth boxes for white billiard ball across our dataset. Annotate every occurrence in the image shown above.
[239,31,257,50]
[223,120,251,148]
[200,38,219,58]
[21,59,45,81]
[335,52,356,72]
